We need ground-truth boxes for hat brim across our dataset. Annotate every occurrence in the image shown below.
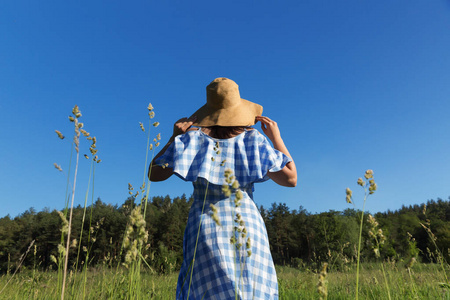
[191,98,263,127]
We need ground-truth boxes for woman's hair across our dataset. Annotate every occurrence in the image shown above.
[205,126,252,139]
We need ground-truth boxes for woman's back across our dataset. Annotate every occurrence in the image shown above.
[148,77,297,299]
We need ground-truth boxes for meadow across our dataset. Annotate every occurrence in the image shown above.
[1,263,449,299]
[1,105,449,299]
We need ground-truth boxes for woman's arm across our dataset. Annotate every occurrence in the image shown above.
[256,116,297,187]
[148,116,197,182]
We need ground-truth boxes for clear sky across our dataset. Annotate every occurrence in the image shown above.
[1,1,450,218]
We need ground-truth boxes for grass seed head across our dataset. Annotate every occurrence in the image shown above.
[57,244,66,256]
[317,262,328,300]
[72,105,82,118]
[55,130,65,139]
[367,214,378,227]
[231,180,240,189]
[72,105,80,115]
[369,182,377,194]
[345,188,352,204]
[224,169,233,178]
[235,190,243,201]
[364,169,374,179]
[80,129,89,137]
[57,211,69,234]
[222,185,231,197]
[54,163,63,172]
[406,257,416,269]
[50,255,57,264]
[357,178,364,186]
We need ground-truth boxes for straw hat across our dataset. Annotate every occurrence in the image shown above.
[191,78,263,127]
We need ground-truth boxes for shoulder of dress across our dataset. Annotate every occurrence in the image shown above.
[243,128,265,141]
[180,128,201,138]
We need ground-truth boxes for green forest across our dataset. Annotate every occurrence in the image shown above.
[1,195,450,274]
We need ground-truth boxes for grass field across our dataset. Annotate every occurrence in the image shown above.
[1,263,449,299]
[2,106,445,299]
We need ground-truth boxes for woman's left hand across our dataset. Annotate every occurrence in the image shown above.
[256,116,281,143]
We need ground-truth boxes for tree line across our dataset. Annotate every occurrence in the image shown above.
[1,195,449,274]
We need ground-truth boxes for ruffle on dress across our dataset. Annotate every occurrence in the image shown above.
[154,129,291,187]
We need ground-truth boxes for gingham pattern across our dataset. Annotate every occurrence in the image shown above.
[154,129,291,300]
[154,129,290,187]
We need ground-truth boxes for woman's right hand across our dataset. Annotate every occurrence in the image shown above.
[172,116,197,139]
[150,115,196,182]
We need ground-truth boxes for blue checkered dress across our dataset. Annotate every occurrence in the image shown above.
[154,129,291,300]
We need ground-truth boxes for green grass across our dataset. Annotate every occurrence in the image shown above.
[0,267,178,300]
[277,264,449,299]
[1,263,449,299]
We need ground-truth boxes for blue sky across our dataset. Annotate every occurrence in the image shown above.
[1,1,450,218]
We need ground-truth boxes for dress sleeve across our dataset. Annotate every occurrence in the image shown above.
[153,131,214,182]
[252,131,292,182]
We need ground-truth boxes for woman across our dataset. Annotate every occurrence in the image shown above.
[149,78,297,299]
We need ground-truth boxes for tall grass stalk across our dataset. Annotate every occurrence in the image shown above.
[142,112,158,221]
[355,191,367,300]
[57,105,97,300]
[119,105,159,299]
[61,140,79,300]
[346,170,377,300]
[80,159,98,299]
[70,158,94,299]
[58,145,73,295]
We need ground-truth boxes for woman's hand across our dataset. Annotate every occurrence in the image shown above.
[256,116,281,143]
[172,116,197,139]
[256,116,297,187]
